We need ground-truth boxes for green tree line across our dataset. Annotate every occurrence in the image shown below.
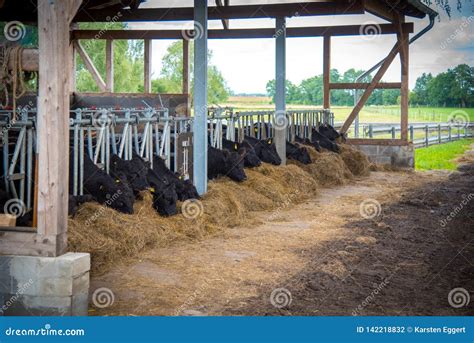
[266,69,400,106]
[410,64,473,107]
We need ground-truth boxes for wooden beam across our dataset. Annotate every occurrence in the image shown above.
[72,23,414,40]
[340,41,401,134]
[398,18,409,142]
[105,39,114,92]
[0,231,59,257]
[182,39,190,94]
[73,1,364,22]
[364,0,397,22]
[347,138,410,146]
[323,35,331,109]
[144,39,152,93]
[329,82,402,89]
[74,40,107,92]
[216,0,230,30]
[36,0,83,257]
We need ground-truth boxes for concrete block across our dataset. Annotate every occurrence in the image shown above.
[2,294,72,316]
[0,253,90,316]
[72,292,89,316]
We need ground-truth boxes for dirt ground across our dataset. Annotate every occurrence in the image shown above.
[89,147,474,316]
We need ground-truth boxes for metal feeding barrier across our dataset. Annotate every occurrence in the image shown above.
[0,107,195,209]
[207,107,334,147]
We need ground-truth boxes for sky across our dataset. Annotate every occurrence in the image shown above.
[129,1,474,94]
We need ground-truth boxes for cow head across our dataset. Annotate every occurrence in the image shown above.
[151,181,178,216]
[175,174,200,201]
[260,138,281,165]
[295,145,312,165]
[241,141,261,168]
[95,174,135,214]
[111,154,150,194]
[224,149,247,182]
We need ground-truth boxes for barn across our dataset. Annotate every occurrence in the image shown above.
[2,0,471,318]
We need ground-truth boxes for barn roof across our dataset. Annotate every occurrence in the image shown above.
[0,0,437,23]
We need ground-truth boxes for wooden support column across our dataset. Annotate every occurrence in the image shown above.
[323,35,331,109]
[74,40,107,92]
[340,41,401,134]
[36,0,83,256]
[182,39,190,95]
[182,38,190,116]
[144,39,152,93]
[105,39,114,92]
[398,20,409,142]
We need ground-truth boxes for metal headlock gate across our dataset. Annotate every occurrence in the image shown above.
[0,107,195,208]
[0,106,333,210]
[207,108,334,147]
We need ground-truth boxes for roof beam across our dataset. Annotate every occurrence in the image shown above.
[73,1,364,22]
[72,23,413,40]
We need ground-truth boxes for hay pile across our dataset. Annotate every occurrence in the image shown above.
[68,145,370,274]
[339,144,371,176]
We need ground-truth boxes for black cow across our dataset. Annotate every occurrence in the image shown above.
[72,152,135,214]
[295,136,322,153]
[311,129,340,153]
[319,124,345,142]
[286,141,312,165]
[243,136,281,165]
[110,154,150,197]
[222,138,261,168]
[146,165,178,216]
[208,146,247,182]
[152,155,199,201]
[68,194,94,217]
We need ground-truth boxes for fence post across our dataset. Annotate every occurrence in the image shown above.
[369,124,373,138]
[438,124,441,143]
[448,124,452,141]
[391,126,396,139]
[425,125,429,147]
[457,124,461,139]
[409,125,414,142]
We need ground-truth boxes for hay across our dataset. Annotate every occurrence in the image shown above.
[339,144,371,176]
[68,146,369,275]
[290,149,353,186]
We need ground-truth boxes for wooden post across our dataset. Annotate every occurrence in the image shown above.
[182,39,190,116]
[74,40,107,92]
[323,35,331,109]
[105,39,114,92]
[340,41,400,134]
[398,18,409,142]
[37,0,83,256]
[182,39,190,95]
[144,39,152,93]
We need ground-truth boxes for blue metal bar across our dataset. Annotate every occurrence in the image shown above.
[193,0,208,195]
[275,16,287,164]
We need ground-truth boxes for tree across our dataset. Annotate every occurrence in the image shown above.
[411,73,433,105]
[451,64,474,107]
[75,22,144,93]
[153,41,230,104]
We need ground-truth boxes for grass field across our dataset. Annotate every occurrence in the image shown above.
[415,139,474,171]
[223,96,474,124]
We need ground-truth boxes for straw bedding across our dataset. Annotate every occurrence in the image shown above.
[68,144,371,274]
